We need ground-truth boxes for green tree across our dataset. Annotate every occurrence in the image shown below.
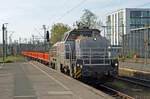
[50,23,70,44]
[75,9,103,29]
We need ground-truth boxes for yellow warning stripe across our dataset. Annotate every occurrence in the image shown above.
[75,69,81,76]
[75,69,82,79]
[76,73,82,79]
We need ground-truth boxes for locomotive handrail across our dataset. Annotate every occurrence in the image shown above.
[62,50,108,54]
[50,44,111,65]
[80,58,111,60]
[59,51,109,57]
[52,52,109,57]
[83,64,111,66]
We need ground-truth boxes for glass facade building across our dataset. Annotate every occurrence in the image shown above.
[130,11,150,29]
[106,8,150,45]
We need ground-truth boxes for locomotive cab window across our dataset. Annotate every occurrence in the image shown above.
[67,31,99,41]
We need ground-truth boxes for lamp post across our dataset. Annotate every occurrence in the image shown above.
[2,23,8,62]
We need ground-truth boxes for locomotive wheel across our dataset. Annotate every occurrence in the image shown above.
[64,67,70,76]
[66,69,70,76]
[63,67,67,74]
[60,64,65,73]
[52,63,55,69]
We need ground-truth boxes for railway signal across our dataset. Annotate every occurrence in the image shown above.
[46,31,49,42]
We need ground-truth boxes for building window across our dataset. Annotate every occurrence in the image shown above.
[130,11,150,29]
[130,11,141,18]
[141,11,150,17]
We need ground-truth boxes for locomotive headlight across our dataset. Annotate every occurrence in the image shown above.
[80,65,83,68]
[115,63,118,66]
[94,38,97,41]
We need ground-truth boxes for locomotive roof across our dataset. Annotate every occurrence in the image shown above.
[62,28,101,42]
[72,28,100,33]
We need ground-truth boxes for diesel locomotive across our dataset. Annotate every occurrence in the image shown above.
[22,27,118,83]
[49,27,118,82]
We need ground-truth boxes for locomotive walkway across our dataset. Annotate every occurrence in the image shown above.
[0,61,113,99]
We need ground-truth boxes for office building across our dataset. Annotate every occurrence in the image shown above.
[106,8,150,45]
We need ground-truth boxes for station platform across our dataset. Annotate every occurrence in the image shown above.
[119,62,150,80]
[0,61,113,99]
[119,62,150,72]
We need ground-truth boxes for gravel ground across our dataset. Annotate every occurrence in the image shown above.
[106,79,150,99]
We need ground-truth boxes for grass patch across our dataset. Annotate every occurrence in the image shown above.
[0,55,24,63]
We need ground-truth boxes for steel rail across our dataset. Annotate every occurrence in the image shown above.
[100,84,135,99]
[117,76,150,88]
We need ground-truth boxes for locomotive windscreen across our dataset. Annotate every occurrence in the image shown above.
[68,30,100,41]
[62,28,100,41]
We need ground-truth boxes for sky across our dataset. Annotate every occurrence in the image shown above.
[0,0,150,43]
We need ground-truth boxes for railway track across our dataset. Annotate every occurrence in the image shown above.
[117,76,150,88]
[99,84,134,99]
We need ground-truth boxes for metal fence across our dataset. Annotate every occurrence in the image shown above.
[123,27,150,58]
